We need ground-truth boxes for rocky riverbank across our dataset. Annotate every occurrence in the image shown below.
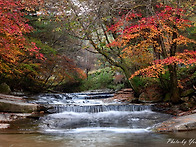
[0,94,45,129]
[154,113,196,132]
[112,88,196,132]
[0,94,41,113]
[0,113,32,129]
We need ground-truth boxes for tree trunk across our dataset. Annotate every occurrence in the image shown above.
[168,64,180,103]
[168,24,180,104]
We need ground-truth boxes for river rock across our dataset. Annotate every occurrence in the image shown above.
[154,113,196,132]
[0,113,32,122]
[0,113,33,129]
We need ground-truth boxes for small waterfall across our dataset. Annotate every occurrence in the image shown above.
[36,91,171,134]
[53,104,151,113]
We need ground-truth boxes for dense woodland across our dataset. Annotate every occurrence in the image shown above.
[0,0,196,105]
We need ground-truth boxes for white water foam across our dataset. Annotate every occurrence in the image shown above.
[48,110,154,119]
[45,127,150,134]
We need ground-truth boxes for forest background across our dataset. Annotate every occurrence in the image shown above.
[0,0,195,105]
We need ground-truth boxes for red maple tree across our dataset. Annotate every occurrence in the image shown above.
[0,0,44,74]
[108,4,196,103]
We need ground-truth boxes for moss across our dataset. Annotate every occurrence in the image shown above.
[181,89,194,97]
[0,83,11,94]
[164,93,171,102]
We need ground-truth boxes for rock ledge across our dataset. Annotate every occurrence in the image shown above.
[154,113,196,132]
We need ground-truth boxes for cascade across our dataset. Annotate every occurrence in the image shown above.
[35,92,171,134]
[53,104,151,113]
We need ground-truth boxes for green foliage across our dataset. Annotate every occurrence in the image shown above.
[131,76,161,95]
[29,38,56,55]
[79,67,123,91]
[16,76,45,93]
[178,65,196,89]
[132,76,145,88]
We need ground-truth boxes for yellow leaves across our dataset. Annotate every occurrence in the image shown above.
[178,80,184,89]
[123,33,140,40]
[107,4,196,83]
[130,50,196,79]
[130,62,166,79]
[173,35,196,45]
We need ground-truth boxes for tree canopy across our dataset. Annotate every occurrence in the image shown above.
[107,3,196,103]
[0,0,195,100]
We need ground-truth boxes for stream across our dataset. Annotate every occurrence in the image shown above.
[0,92,196,147]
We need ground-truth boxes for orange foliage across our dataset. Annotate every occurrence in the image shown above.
[38,54,86,87]
[107,4,196,80]
[130,50,196,79]
[0,0,44,73]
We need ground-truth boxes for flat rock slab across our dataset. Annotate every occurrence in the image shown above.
[154,113,196,132]
[0,113,32,122]
[0,94,24,101]
[0,97,39,113]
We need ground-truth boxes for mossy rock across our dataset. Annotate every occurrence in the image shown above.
[181,89,194,97]
[0,83,11,94]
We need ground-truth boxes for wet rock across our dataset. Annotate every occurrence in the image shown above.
[11,92,28,96]
[0,113,33,129]
[0,93,24,101]
[154,113,196,132]
[0,113,32,122]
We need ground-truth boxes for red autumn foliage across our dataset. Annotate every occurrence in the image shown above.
[0,0,44,73]
[107,4,196,103]
[107,4,196,79]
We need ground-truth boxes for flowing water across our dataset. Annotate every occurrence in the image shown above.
[0,92,196,147]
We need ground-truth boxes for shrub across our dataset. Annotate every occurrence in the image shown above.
[79,67,122,91]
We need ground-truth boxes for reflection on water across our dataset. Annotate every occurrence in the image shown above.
[0,131,196,147]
